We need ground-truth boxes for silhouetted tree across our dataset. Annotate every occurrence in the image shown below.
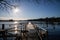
[0,0,60,12]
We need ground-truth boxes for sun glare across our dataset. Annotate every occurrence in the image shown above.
[13,7,19,14]
[14,21,18,34]
[15,25,18,34]
[27,22,34,30]
[14,21,18,23]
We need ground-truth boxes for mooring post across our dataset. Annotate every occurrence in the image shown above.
[2,24,7,40]
[46,22,48,27]
[2,24,4,29]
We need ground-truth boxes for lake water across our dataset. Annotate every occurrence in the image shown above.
[0,21,60,40]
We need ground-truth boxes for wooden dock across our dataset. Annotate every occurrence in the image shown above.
[0,22,48,40]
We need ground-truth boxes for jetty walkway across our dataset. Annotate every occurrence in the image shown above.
[0,22,48,40]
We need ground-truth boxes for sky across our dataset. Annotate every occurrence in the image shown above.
[0,0,60,20]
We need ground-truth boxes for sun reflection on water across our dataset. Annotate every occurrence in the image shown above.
[14,21,18,34]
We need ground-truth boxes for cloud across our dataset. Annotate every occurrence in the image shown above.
[0,17,9,20]
[0,17,33,20]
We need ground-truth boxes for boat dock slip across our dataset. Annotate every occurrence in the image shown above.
[0,22,48,40]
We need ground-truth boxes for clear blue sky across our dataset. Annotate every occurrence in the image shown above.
[0,0,60,20]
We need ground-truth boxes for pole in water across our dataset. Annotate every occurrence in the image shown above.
[2,24,7,40]
[2,24,4,29]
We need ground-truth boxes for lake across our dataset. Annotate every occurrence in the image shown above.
[0,21,60,40]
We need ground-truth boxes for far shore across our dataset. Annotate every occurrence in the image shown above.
[0,17,60,23]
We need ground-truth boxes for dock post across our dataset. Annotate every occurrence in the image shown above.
[2,24,7,40]
[46,22,48,27]
[2,24,4,29]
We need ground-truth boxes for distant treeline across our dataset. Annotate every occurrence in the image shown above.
[28,17,60,22]
[0,17,60,22]
[0,19,14,22]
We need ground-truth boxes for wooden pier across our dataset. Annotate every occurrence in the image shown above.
[0,22,48,40]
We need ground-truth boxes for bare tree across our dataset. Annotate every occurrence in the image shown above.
[0,0,14,10]
[0,0,60,12]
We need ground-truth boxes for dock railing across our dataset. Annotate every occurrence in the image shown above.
[0,23,48,40]
[34,24,48,40]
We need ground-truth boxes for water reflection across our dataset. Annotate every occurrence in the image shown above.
[14,21,18,34]
[0,21,60,40]
[14,21,18,24]
[15,25,18,34]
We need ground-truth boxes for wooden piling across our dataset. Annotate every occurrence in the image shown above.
[2,24,7,40]
[2,24,4,29]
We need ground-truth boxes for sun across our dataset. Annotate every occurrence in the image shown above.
[12,7,19,14]
[11,6,23,19]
